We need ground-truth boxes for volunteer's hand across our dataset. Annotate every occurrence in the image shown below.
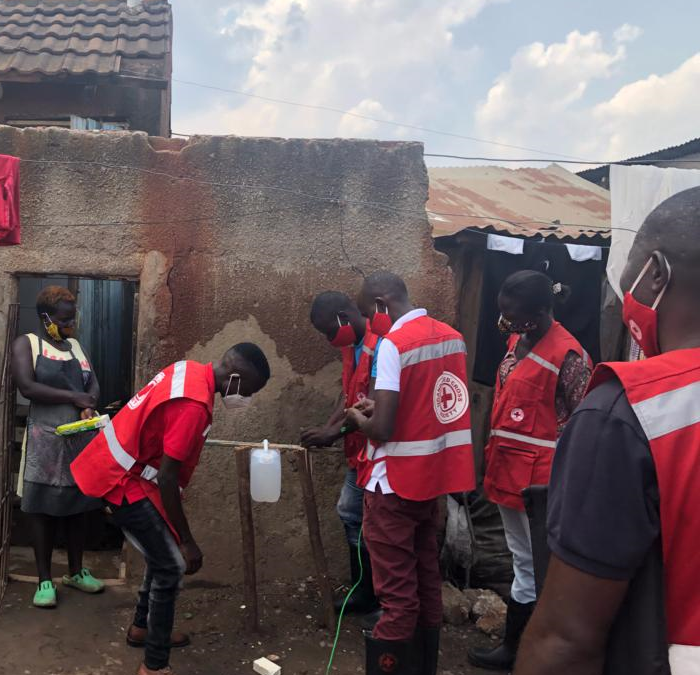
[80,408,96,420]
[180,539,203,575]
[73,392,97,411]
[344,406,369,431]
[300,427,335,448]
[353,398,375,418]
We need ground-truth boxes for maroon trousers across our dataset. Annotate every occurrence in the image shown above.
[363,489,443,641]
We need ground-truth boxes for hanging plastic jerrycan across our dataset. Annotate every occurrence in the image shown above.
[250,440,281,503]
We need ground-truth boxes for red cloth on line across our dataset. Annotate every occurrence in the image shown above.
[0,155,20,246]
[104,398,212,506]
[363,489,443,640]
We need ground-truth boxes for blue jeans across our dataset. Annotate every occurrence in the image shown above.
[110,499,185,670]
[336,468,365,549]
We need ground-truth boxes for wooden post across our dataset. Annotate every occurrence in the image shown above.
[296,448,336,630]
[236,447,259,632]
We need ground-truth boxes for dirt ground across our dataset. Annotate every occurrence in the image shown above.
[0,573,496,675]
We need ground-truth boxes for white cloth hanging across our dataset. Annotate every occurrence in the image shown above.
[565,244,603,262]
[608,165,700,299]
[487,233,524,255]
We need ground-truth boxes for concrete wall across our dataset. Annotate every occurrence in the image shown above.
[0,81,167,136]
[0,126,454,584]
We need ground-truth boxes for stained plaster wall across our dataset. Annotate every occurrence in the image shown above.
[0,126,455,584]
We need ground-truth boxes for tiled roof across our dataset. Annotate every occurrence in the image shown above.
[0,1,171,79]
[428,164,611,242]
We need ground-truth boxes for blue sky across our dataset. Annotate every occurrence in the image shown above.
[170,0,700,165]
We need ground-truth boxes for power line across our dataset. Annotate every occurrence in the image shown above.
[424,153,700,166]
[110,70,587,161]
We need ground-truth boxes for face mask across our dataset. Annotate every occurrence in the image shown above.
[43,313,64,341]
[370,303,392,337]
[222,374,252,410]
[330,316,357,348]
[622,256,672,358]
[498,314,537,336]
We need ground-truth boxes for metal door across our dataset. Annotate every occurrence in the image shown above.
[0,304,19,605]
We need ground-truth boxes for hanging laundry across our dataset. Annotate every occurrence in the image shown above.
[487,233,524,255]
[565,243,602,262]
[0,154,20,246]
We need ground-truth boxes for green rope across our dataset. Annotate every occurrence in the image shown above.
[325,526,364,674]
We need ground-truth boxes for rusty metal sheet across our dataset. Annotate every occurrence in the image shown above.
[428,164,611,241]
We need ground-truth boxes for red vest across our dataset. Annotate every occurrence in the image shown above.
[484,321,590,511]
[589,348,700,646]
[71,361,214,539]
[357,315,475,501]
[341,324,379,468]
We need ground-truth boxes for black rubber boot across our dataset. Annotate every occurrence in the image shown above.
[335,544,379,614]
[467,598,535,671]
[414,625,440,675]
[365,631,414,674]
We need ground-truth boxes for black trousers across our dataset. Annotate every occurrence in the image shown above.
[110,499,185,670]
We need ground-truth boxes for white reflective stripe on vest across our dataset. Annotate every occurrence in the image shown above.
[171,361,187,399]
[400,339,466,368]
[526,352,560,375]
[362,344,375,357]
[104,420,136,471]
[140,465,159,481]
[382,429,472,457]
[490,429,556,449]
[669,644,700,675]
[632,380,700,441]
[139,465,183,493]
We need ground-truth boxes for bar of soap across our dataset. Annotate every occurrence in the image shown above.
[253,657,281,675]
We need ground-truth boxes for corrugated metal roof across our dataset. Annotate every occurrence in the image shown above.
[578,136,700,188]
[428,164,611,242]
[0,1,171,78]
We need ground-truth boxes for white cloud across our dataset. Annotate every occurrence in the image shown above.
[475,28,700,162]
[338,99,393,137]
[593,53,700,158]
[614,23,643,44]
[475,31,625,158]
[177,0,499,139]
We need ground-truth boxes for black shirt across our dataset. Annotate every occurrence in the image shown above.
[547,377,670,675]
[548,378,660,576]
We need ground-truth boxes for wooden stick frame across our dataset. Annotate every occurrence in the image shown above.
[205,439,337,633]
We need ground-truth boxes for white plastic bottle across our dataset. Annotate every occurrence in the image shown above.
[250,440,281,503]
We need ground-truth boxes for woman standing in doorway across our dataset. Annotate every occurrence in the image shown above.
[11,286,105,608]
[468,271,592,671]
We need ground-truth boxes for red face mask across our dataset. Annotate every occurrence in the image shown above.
[330,316,357,348]
[622,256,671,359]
[370,304,392,337]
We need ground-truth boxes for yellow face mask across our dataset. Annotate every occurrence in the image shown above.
[43,313,64,341]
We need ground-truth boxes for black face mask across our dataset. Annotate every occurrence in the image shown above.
[498,314,537,335]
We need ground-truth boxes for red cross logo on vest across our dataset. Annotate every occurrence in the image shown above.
[439,385,454,411]
[510,408,525,423]
[378,653,398,672]
[433,371,469,424]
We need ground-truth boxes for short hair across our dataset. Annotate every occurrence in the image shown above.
[500,270,570,314]
[36,286,76,316]
[636,186,700,264]
[310,291,354,323]
[362,271,408,300]
[230,342,270,382]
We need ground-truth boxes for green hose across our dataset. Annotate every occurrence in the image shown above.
[325,526,364,674]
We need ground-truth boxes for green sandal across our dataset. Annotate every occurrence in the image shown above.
[62,568,105,594]
[33,580,57,608]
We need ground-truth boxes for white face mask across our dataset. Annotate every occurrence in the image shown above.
[222,374,252,410]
